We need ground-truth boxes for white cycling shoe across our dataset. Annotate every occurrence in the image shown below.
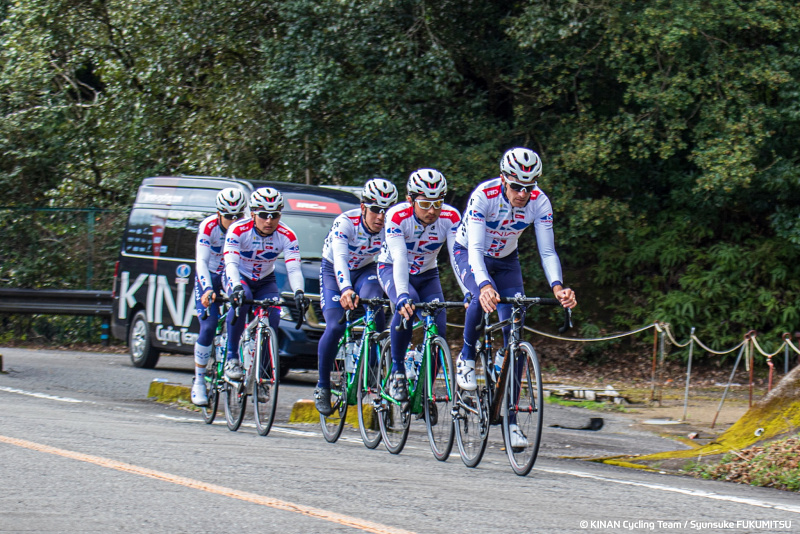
[191,380,208,407]
[456,357,477,391]
[508,423,528,448]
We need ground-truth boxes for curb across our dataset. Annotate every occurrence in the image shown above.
[146,379,376,430]
[148,379,191,403]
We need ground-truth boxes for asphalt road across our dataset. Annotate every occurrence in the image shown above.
[1,347,798,534]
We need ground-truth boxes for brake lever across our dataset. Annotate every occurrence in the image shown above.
[558,308,573,334]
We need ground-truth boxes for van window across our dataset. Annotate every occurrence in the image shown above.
[123,207,209,259]
[281,213,336,260]
[135,185,219,208]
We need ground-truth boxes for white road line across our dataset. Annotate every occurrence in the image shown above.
[0,386,84,403]
[536,466,800,514]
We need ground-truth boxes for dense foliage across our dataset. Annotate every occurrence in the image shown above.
[1,0,799,355]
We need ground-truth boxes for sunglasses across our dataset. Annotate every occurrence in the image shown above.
[222,213,244,220]
[505,179,533,194]
[366,204,387,214]
[415,198,444,210]
[255,211,281,220]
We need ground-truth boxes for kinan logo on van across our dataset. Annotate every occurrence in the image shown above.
[176,263,192,278]
[287,199,342,214]
[117,271,197,346]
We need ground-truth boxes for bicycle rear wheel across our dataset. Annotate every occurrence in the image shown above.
[201,360,220,425]
[356,336,385,449]
[224,379,247,431]
[455,349,490,468]
[320,342,348,443]
[424,336,455,461]
[377,338,410,454]
[254,327,280,436]
[502,342,543,476]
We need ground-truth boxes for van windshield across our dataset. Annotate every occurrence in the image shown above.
[280,213,335,259]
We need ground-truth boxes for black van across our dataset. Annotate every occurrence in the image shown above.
[110,176,360,373]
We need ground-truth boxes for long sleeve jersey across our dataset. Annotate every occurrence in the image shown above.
[455,177,563,289]
[195,215,226,293]
[223,218,304,293]
[377,201,463,297]
[321,208,384,292]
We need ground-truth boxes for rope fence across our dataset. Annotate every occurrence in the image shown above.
[445,316,800,427]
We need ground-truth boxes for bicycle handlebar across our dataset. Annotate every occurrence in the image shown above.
[236,296,305,330]
[395,300,465,331]
[200,294,230,320]
[337,297,393,325]
[476,296,573,334]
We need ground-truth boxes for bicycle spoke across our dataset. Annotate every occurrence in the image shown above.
[502,343,543,476]
[425,336,455,461]
[320,345,347,443]
[357,337,384,449]
[254,327,280,436]
[455,350,490,468]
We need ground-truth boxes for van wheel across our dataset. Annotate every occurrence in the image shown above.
[129,311,159,368]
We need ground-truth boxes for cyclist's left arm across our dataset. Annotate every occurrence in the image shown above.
[532,195,576,308]
[278,224,305,295]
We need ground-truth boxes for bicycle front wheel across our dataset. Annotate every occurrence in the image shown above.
[377,337,410,454]
[502,342,543,476]
[424,336,455,461]
[356,336,385,449]
[320,342,347,443]
[254,326,280,436]
[201,360,220,425]
[224,379,247,432]
[454,349,490,468]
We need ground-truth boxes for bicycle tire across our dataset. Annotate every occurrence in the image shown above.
[377,337,410,454]
[320,342,347,443]
[356,336,385,449]
[424,336,455,461]
[455,349,490,468]
[201,360,220,424]
[254,326,280,436]
[224,379,247,431]
[502,342,543,476]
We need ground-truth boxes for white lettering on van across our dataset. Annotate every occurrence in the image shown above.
[120,271,194,328]
[146,274,157,322]
[118,272,148,320]
[155,324,182,344]
[155,275,186,327]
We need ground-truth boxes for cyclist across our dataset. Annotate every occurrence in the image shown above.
[453,147,577,447]
[190,188,247,406]
[314,178,399,415]
[223,187,307,381]
[377,169,465,402]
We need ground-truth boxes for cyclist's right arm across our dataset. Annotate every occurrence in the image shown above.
[223,222,245,293]
[196,217,217,295]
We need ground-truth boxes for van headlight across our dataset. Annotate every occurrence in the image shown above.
[279,306,292,320]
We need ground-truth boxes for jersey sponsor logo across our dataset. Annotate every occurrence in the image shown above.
[276,224,298,241]
[483,185,501,199]
[390,207,413,225]
[540,213,553,224]
[287,199,342,214]
[530,190,541,200]
[440,209,460,224]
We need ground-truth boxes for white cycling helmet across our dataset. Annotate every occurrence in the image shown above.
[216,188,246,215]
[249,187,284,212]
[500,147,542,183]
[362,178,398,208]
[407,169,447,199]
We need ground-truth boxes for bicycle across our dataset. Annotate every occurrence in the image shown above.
[319,297,391,446]
[224,296,305,435]
[376,300,462,460]
[199,295,231,425]
[453,296,572,476]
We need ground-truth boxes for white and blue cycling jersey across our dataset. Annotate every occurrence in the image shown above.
[195,215,226,294]
[321,208,384,293]
[376,201,462,297]
[455,177,563,289]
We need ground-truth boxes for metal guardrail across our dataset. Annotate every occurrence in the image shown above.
[0,288,113,316]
